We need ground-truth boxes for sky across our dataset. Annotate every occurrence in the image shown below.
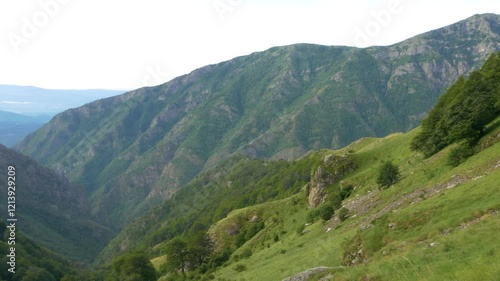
[0,0,499,90]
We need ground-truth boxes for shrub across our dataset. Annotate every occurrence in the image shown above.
[338,207,349,222]
[235,233,246,247]
[306,210,318,223]
[208,249,231,268]
[240,248,252,259]
[234,264,247,272]
[377,161,400,189]
[447,143,474,167]
[340,185,354,200]
[320,205,334,221]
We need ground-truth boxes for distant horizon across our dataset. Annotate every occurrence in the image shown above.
[1,0,500,90]
[0,85,124,114]
[0,83,128,92]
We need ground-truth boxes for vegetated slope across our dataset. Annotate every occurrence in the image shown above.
[0,220,77,280]
[109,122,500,280]
[95,154,322,264]
[17,14,500,228]
[0,144,115,263]
[106,51,500,280]
[208,124,500,281]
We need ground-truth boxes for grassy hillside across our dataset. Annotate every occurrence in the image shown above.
[192,121,500,281]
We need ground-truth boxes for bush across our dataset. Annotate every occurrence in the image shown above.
[338,207,349,222]
[234,264,247,272]
[320,205,334,221]
[208,249,232,268]
[377,161,400,189]
[448,143,474,167]
[340,185,354,200]
[235,233,247,247]
[240,248,252,259]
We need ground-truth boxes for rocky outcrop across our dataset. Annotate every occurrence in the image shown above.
[307,154,356,208]
[282,267,331,281]
[307,166,333,208]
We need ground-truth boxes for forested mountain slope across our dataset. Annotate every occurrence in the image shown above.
[0,145,115,263]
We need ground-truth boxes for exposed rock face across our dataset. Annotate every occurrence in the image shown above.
[307,166,333,208]
[307,154,356,208]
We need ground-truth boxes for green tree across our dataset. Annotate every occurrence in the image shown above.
[165,237,189,275]
[187,232,213,269]
[412,52,500,157]
[105,252,157,281]
[377,161,400,188]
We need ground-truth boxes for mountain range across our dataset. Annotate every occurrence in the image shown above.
[16,14,500,230]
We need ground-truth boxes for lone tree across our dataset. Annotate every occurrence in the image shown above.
[165,237,189,275]
[377,161,400,189]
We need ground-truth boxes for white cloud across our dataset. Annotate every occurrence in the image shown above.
[0,101,32,105]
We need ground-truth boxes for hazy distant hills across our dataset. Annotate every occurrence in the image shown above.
[17,14,500,228]
[0,85,123,115]
[0,110,51,147]
[0,85,123,147]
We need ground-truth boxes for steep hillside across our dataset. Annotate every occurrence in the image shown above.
[104,116,500,280]
[0,144,115,263]
[0,220,78,280]
[206,124,500,281]
[17,14,500,227]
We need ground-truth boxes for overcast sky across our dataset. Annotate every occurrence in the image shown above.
[1,0,499,90]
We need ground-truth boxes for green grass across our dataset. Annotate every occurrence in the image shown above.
[205,124,500,281]
[210,195,356,280]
